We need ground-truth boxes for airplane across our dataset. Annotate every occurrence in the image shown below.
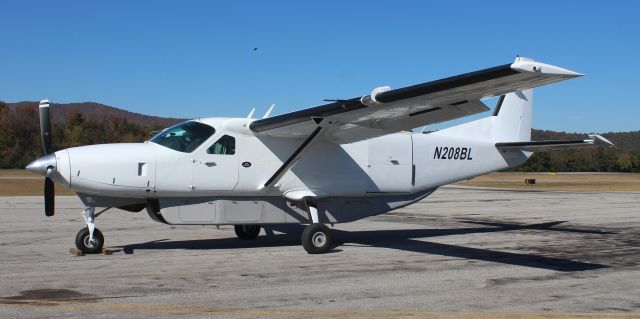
[26,56,614,254]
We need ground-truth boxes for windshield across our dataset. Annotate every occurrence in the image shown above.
[150,121,215,153]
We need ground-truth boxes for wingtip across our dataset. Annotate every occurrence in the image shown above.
[511,57,584,77]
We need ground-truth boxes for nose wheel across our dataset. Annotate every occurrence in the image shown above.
[75,206,110,254]
[75,227,104,254]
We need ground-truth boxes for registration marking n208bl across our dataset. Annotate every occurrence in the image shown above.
[433,146,473,160]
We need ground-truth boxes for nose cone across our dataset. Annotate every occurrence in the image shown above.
[26,154,57,177]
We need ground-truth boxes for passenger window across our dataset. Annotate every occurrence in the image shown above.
[207,135,235,155]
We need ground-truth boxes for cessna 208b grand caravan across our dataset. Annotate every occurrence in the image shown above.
[26,57,613,254]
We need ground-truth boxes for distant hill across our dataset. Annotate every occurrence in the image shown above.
[7,101,184,127]
[1,99,639,171]
[7,101,638,149]
[1,100,185,168]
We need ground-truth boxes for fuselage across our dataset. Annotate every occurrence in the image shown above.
[41,117,528,202]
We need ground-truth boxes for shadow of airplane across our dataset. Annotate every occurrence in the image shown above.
[121,221,611,272]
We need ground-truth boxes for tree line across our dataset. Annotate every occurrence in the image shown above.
[0,102,164,169]
[1,101,639,172]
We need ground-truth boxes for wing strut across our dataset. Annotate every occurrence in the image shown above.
[262,119,324,189]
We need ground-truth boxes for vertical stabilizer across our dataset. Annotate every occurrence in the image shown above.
[492,89,533,142]
[430,88,533,143]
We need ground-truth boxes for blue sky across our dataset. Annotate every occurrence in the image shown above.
[1,0,638,133]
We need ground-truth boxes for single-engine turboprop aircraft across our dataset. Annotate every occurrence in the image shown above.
[26,57,613,254]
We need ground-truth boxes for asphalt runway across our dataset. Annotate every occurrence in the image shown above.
[0,187,639,318]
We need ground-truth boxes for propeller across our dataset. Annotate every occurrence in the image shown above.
[39,100,53,155]
[39,100,54,217]
[44,176,54,216]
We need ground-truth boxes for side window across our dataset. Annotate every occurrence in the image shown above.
[207,135,235,155]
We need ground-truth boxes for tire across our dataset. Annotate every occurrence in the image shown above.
[301,223,333,254]
[234,224,261,240]
[75,227,104,254]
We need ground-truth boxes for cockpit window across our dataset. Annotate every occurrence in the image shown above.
[150,121,215,153]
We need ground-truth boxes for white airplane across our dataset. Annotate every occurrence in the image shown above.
[26,57,613,254]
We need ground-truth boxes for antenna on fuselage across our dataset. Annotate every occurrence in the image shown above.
[262,104,275,119]
[246,107,256,119]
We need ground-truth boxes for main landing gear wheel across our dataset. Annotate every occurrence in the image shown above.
[234,225,261,240]
[75,227,104,254]
[302,223,333,254]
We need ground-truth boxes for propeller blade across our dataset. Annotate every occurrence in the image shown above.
[39,100,52,155]
[44,177,54,217]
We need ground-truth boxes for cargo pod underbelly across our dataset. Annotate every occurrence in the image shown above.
[158,197,297,225]
[156,190,436,225]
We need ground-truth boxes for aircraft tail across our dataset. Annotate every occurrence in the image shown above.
[492,89,532,142]
[431,88,533,143]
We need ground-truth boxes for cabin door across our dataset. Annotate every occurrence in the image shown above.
[365,134,413,193]
[192,133,239,192]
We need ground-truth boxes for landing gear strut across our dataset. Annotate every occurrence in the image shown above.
[301,202,333,254]
[234,224,261,240]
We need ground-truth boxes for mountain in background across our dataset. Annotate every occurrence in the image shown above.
[7,101,184,127]
[1,100,639,171]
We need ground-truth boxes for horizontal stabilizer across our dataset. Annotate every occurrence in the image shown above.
[495,134,614,152]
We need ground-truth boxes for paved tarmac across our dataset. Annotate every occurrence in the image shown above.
[0,187,638,318]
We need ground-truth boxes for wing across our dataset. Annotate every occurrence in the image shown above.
[249,57,583,143]
[495,135,614,152]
